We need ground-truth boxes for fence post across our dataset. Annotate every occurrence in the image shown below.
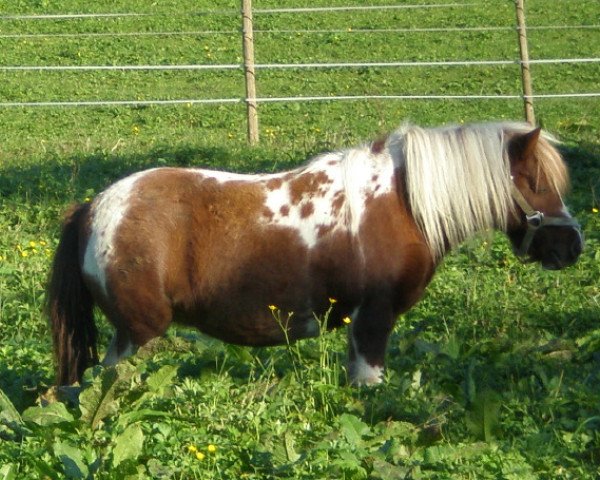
[241,0,259,144]
[514,0,535,125]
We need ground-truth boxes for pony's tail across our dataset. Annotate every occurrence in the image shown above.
[46,203,98,385]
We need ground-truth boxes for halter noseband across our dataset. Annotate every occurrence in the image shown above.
[510,182,581,258]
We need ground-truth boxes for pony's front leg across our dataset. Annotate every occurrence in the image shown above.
[347,296,395,385]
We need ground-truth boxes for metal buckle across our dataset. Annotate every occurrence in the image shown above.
[525,211,543,229]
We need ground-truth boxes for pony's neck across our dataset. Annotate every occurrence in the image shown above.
[388,123,513,259]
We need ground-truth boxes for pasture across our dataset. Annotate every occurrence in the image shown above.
[0,0,599,478]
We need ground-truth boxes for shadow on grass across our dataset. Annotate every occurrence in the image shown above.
[559,142,600,213]
[1,138,597,210]
[360,306,599,433]
[0,143,308,207]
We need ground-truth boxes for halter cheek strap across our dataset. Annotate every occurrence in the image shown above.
[510,183,581,258]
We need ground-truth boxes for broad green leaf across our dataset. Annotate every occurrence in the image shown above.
[284,431,300,462]
[29,457,61,480]
[423,445,450,463]
[225,344,256,363]
[79,367,120,429]
[331,451,365,475]
[0,388,22,426]
[146,459,175,479]
[146,364,178,394]
[465,389,501,442]
[338,413,370,445]
[23,402,74,427]
[116,409,170,429]
[0,464,17,480]
[440,333,461,360]
[54,441,89,479]
[371,458,410,480]
[112,423,145,468]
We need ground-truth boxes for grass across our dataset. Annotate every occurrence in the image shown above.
[0,0,599,478]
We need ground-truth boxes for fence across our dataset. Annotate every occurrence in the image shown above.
[1,1,598,144]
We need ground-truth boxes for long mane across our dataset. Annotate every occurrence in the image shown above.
[387,122,565,259]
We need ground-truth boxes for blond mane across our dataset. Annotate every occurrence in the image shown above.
[387,122,566,259]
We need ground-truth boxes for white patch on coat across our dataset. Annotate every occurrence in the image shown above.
[261,148,395,247]
[188,168,254,183]
[82,170,153,296]
[262,153,345,248]
[340,147,394,235]
[348,353,384,386]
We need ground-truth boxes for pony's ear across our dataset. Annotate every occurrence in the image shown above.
[510,127,542,162]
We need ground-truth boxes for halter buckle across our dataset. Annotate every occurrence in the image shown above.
[525,211,543,229]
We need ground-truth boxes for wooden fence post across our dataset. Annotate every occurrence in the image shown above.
[514,0,536,125]
[241,0,259,144]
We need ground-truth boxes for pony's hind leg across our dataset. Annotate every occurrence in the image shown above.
[347,297,395,386]
[100,266,174,367]
[102,330,138,367]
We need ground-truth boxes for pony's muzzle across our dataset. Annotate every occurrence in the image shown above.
[541,225,583,270]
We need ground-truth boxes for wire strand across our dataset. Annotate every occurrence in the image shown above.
[1,24,598,39]
[1,93,598,108]
[1,58,598,72]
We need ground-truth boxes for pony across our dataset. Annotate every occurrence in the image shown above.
[47,122,583,386]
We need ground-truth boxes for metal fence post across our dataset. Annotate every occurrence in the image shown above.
[514,0,536,125]
[241,0,259,144]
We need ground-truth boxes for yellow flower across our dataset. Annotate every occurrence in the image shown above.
[268,305,277,311]
[132,125,140,135]
[195,452,205,461]
[39,240,47,246]
[187,445,197,453]
[21,251,29,258]
[328,297,337,304]
[342,316,352,325]
[29,241,37,248]
[207,444,217,453]
[592,207,599,214]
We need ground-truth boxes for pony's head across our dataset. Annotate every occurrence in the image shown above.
[506,127,583,270]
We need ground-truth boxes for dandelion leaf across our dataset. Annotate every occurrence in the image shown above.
[23,402,74,427]
[0,388,22,426]
[79,367,119,429]
[146,364,178,394]
[338,413,370,445]
[465,389,501,442]
[112,423,145,467]
[54,441,89,479]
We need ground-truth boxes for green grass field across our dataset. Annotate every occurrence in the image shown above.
[1,0,599,478]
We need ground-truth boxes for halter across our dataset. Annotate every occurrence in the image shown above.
[510,182,581,258]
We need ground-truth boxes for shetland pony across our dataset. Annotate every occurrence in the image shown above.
[47,122,583,385]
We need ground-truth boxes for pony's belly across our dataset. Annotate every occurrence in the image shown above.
[173,308,321,346]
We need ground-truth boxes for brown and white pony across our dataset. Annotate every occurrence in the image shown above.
[47,122,583,386]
